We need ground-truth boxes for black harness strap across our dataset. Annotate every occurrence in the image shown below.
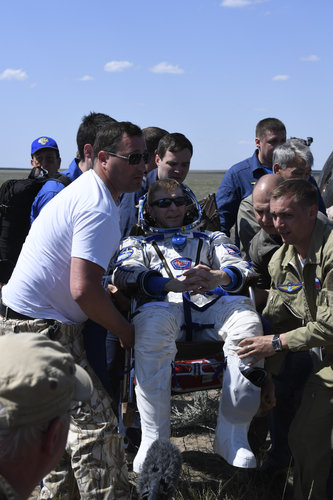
[152,237,211,341]
[195,238,203,266]
[183,237,204,340]
[182,291,216,341]
[152,240,174,279]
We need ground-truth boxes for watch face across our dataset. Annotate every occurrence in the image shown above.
[272,335,282,351]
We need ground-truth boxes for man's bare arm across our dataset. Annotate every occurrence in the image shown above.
[238,333,289,365]
[70,257,134,349]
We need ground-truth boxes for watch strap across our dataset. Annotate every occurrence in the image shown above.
[272,333,282,352]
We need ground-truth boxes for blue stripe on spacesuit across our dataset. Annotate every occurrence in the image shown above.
[182,291,222,341]
[145,234,165,243]
[192,231,209,239]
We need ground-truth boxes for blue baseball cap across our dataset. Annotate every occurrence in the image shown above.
[31,136,59,156]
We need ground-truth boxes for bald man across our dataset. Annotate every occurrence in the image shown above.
[249,175,284,292]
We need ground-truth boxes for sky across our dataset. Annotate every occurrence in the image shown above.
[1,0,333,173]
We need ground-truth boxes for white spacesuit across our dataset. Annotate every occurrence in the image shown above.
[113,189,265,473]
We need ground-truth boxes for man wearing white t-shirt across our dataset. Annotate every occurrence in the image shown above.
[0,121,147,499]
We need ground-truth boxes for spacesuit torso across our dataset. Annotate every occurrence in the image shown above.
[112,229,254,308]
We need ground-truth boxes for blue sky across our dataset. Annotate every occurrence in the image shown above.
[1,0,333,172]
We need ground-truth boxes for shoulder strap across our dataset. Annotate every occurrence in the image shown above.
[48,173,72,187]
[151,240,174,279]
[152,237,203,277]
[195,238,203,266]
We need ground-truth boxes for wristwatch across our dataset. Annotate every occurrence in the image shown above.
[272,333,282,352]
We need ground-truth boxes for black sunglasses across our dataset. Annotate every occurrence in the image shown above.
[149,196,187,208]
[107,151,149,165]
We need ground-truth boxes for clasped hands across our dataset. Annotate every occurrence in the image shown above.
[163,264,231,294]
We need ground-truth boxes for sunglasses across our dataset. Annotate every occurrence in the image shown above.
[149,196,187,208]
[107,151,149,165]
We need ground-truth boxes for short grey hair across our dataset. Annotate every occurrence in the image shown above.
[0,413,70,461]
[272,138,313,170]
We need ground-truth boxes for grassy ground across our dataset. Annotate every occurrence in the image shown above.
[0,168,224,204]
[124,390,294,500]
[186,171,224,200]
[0,168,321,202]
[171,391,293,500]
[0,168,224,195]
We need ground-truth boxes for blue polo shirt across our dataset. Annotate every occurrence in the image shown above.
[30,158,82,224]
[216,150,270,236]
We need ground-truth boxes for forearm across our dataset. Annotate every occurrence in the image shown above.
[78,287,134,350]
[238,332,289,366]
[75,283,132,338]
[70,257,134,348]
[209,269,231,288]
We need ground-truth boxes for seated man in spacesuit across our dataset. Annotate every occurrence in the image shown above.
[113,179,269,473]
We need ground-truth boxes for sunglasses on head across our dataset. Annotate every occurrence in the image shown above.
[107,151,149,165]
[149,196,187,208]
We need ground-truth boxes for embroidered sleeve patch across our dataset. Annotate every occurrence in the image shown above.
[277,282,303,293]
[171,257,192,270]
[222,244,241,255]
[116,247,134,263]
[315,277,321,290]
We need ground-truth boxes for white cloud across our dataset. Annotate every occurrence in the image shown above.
[104,61,133,72]
[300,55,319,62]
[150,62,184,74]
[221,0,266,7]
[272,74,290,81]
[0,68,28,81]
[79,75,94,81]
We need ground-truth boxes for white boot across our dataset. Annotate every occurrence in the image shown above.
[214,355,261,468]
[133,382,171,473]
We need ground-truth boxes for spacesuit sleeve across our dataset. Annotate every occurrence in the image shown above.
[112,236,163,297]
[207,231,255,293]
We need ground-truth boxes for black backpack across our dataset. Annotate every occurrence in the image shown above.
[0,173,71,283]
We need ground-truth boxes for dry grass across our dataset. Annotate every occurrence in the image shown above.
[125,390,294,500]
[168,391,293,500]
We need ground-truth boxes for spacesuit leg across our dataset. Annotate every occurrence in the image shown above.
[132,303,183,473]
[214,354,262,468]
[199,296,263,468]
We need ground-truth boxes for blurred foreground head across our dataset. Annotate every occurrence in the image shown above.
[0,333,93,499]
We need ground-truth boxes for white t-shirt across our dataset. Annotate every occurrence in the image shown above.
[2,170,120,324]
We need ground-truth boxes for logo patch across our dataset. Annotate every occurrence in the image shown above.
[38,137,49,145]
[116,247,134,263]
[222,244,241,256]
[315,277,321,291]
[277,282,303,293]
[171,258,192,270]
